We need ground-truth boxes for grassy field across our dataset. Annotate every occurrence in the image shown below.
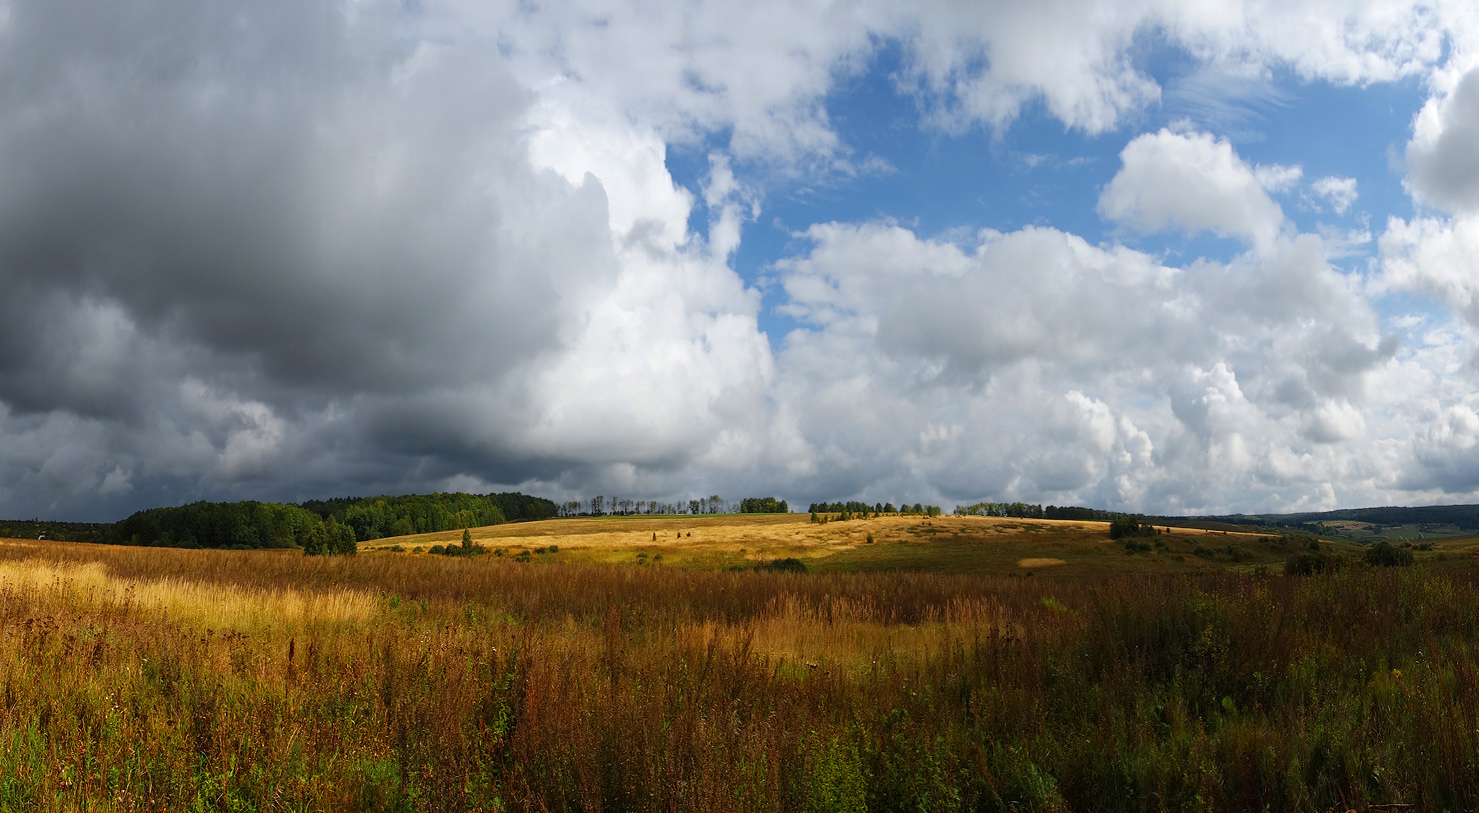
[2,517,1479,810]
[368,513,1353,576]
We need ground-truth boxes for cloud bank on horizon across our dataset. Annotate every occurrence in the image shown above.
[3,0,1479,520]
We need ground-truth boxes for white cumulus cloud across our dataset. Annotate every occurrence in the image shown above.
[1099,128,1287,252]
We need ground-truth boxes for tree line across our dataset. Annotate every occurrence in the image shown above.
[104,491,557,553]
[107,500,347,552]
[557,495,737,517]
[808,502,942,516]
[301,492,554,541]
[953,502,1120,521]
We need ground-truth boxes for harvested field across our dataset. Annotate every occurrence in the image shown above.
[367,513,1305,576]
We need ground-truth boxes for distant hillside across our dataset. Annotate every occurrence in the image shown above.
[947,500,1479,542]
[1152,504,1479,542]
[0,519,109,543]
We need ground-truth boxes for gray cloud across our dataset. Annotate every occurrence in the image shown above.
[1407,67,1479,214]
[0,1,777,519]
[0,0,1474,521]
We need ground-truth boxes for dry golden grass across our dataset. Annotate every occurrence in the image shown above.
[366,513,1285,576]
[0,553,375,635]
[1017,557,1066,568]
[0,533,1477,810]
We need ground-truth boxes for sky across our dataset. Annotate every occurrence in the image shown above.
[6,2,1479,521]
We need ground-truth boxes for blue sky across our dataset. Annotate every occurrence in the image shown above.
[4,1,1479,520]
[670,45,1430,346]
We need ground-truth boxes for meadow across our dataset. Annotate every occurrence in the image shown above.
[1,515,1479,810]
[370,513,1332,576]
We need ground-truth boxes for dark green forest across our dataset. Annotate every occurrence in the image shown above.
[105,500,355,554]
[302,491,556,540]
[101,492,556,551]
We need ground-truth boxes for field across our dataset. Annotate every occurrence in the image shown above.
[368,513,1346,576]
[2,516,1479,810]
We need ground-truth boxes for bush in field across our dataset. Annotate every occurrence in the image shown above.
[1108,516,1153,539]
[1285,551,1343,575]
[1193,543,1254,563]
[757,558,807,573]
[1365,540,1415,567]
[426,534,488,558]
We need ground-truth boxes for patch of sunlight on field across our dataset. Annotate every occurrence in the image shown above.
[370,514,1106,559]
[357,512,1301,576]
[0,556,375,632]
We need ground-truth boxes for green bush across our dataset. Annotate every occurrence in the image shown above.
[1285,552,1337,575]
[1108,516,1152,539]
[1365,541,1415,567]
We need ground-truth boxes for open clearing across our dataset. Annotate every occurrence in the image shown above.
[365,512,1349,576]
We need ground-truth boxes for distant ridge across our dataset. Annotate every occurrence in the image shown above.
[1166,504,1479,531]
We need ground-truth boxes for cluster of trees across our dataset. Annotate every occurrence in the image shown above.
[303,492,555,540]
[429,529,487,558]
[901,504,942,516]
[557,495,732,517]
[302,517,358,556]
[107,501,349,552]
[1107,516,1156,539]
[811,501,880,515]
[738,497,789,514]
[953,503,1120,521]
[104,491,557,551]
[807,502,942,517]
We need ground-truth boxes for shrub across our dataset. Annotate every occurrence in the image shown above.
[757,558,807,573]
[1365,541,1415,568]
[1285,552,1334,575]
[1108,516,1152,539]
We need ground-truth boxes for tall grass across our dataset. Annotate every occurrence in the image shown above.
[0,539,1477,810]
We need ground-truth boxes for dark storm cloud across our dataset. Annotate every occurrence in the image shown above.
[0,1,596,404]
[0,1,628,516]
[0,0,779,520]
